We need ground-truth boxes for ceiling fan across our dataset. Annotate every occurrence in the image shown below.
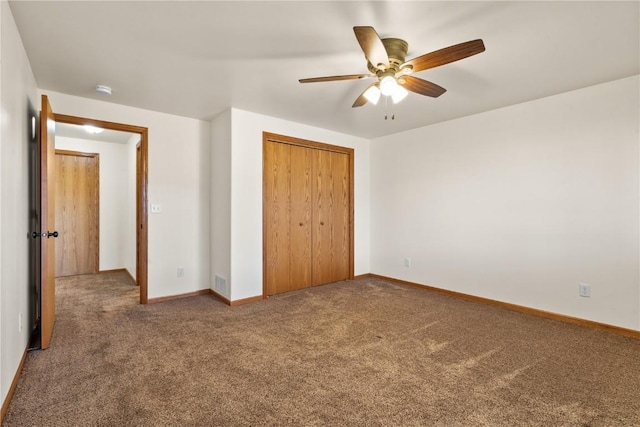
[299,26,485,108]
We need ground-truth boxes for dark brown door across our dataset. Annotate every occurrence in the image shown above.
[55,150,99,277]
[40,94,57,349]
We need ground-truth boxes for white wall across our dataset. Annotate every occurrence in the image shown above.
[0,0,39,406]
[210,110,232,298]
[55,136,138,276]
[41,91,211,300]
[224,109,370,301]
[371,75,640,331]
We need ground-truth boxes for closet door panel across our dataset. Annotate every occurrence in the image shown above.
[264,141,291,295]
[330,151,350,282]
[312,149,334,286]
[289,145,312,289]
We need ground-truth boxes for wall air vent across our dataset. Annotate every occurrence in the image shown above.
[214,275,228,297]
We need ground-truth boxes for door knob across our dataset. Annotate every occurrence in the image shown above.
[320,222,324,225]
[32,231,58,238]
[299,222,303,226]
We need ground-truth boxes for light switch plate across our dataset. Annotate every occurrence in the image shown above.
[579,283,591,298]
[150,204,162,214]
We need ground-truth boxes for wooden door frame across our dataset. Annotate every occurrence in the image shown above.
[136,142,142,294]
[54,149,100,276]
[262,132,355,296]
[54,113,149,304]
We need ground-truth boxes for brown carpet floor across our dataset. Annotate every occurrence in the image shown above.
[3,272,640,426]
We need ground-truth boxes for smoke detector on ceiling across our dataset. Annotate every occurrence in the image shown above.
[95,85,112,96]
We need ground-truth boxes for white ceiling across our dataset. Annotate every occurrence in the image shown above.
[9,1,639,139]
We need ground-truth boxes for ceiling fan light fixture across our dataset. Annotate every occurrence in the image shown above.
[379,75,398,96]
[364,85,381,105]
[391,85,408,104]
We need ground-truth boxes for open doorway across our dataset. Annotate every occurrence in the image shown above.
[54,114,148,304]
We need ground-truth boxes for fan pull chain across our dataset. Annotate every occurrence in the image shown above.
[384,96,388,120]
[384,96,395,120]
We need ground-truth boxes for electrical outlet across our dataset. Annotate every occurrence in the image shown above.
[177,267,185,278]
[579,283,591,298]
[404,258,412,267]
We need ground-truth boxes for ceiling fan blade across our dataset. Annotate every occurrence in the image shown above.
[400,76,447,98]
[353,26,389,69]
[352,94,368,108]
[402,39,485,73]
[351,83,375,108]
[299,74,371,83]
[352,83,377,108]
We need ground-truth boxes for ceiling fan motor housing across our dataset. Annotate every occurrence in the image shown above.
[368,38,408,74]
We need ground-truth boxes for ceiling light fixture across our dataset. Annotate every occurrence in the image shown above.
[363,85,381,105]
[379,74,398,96]
[391,85,408,104]
[84,125,104,134]
[95,84,112,96]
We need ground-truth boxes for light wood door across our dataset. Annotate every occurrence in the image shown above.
[40,94,57,349]
[55,150,99,277]
[263,134,353,296]
[264,141,313,295]
[312,149,349,285]
[289,145,313,288]
[264,139,289,295]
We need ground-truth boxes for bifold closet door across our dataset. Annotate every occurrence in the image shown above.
[312,149,349,286]
[264,137,351,296]
[264,141,312,295]
[289,145,313,289]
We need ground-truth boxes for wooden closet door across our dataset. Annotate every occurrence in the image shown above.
[329,150,350,282]
[312,149,350,286]
[264,133,353,296]
[264,141,292,295]
[289,145,312,289]
[264,141,313,295]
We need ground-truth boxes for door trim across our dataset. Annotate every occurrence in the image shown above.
[262,132,355,297]
[53,113,149,304]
